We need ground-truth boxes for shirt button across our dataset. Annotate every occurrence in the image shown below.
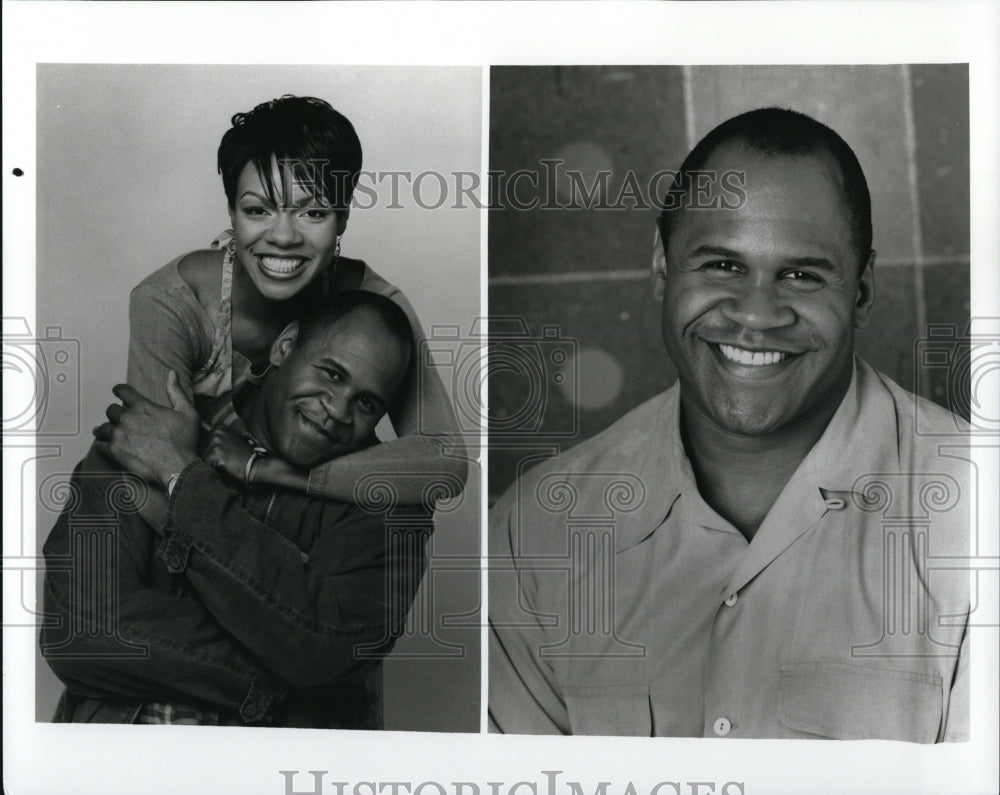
[166,553,183,570]
[723,593,738,607]
[713,717,732,736]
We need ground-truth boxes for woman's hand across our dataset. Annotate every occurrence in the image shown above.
[93,370,200,488]
[203,429,311,491]
[202,426,255,484]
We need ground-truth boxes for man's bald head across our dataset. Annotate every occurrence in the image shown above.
[658,107,873,271]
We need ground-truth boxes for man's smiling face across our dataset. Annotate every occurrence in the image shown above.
[257,308,410,467]
[656,141,875,437]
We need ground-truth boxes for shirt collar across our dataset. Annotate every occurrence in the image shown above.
[612,384,686,552]
[800,356,903,493]
[613,355,902,553]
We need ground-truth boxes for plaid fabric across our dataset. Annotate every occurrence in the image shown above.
[135,701,245,726]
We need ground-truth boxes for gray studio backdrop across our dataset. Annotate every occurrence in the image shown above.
[32,64,481,731]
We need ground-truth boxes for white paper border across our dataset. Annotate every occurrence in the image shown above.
[4,3,998,795]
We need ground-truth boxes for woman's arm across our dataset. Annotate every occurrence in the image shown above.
[123,280,206,525]
[127,280,206,407]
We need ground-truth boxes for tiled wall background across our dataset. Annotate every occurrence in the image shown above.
[488,65,970,501]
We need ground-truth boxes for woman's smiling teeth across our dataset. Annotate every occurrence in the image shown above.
[258,255,306,278]
[718,343,788,366]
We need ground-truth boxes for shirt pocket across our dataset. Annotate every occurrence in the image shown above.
[563,684,652,737]
[777,662,943,743]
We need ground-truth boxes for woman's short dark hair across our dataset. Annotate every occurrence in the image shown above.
[218,95,363,212]
[658,107,873,269]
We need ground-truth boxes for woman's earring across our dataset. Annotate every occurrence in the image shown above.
[333,236,341,271]
[227,235,236,261]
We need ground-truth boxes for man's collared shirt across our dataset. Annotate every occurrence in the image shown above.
[489,358,970,741]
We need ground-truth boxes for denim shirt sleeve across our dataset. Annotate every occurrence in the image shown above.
[164,462,432,690]
[40,447,284,723]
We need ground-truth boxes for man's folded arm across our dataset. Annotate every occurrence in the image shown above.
[163,461,431,690]
[40,450,283,716]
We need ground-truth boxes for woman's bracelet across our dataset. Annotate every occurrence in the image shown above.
[164,459,200,498]
[165,472,182,497]
[244,446,269,488]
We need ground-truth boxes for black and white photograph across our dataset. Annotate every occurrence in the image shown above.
[3,3,998,795]
[25,64,481,733]
[488,64,975,741]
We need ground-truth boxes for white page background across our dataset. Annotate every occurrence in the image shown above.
[4,3,998,794]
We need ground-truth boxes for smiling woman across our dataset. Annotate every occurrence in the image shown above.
[221,97,355,302]
[126,95,466,502]
[34,67,481,734]
[231,160,344,293]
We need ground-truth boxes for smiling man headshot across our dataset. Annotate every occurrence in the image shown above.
[489,108,970,742]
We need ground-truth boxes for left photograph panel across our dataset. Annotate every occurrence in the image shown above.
[30,64,482,732]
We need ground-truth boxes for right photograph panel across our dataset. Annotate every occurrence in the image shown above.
[487,64,973,741]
